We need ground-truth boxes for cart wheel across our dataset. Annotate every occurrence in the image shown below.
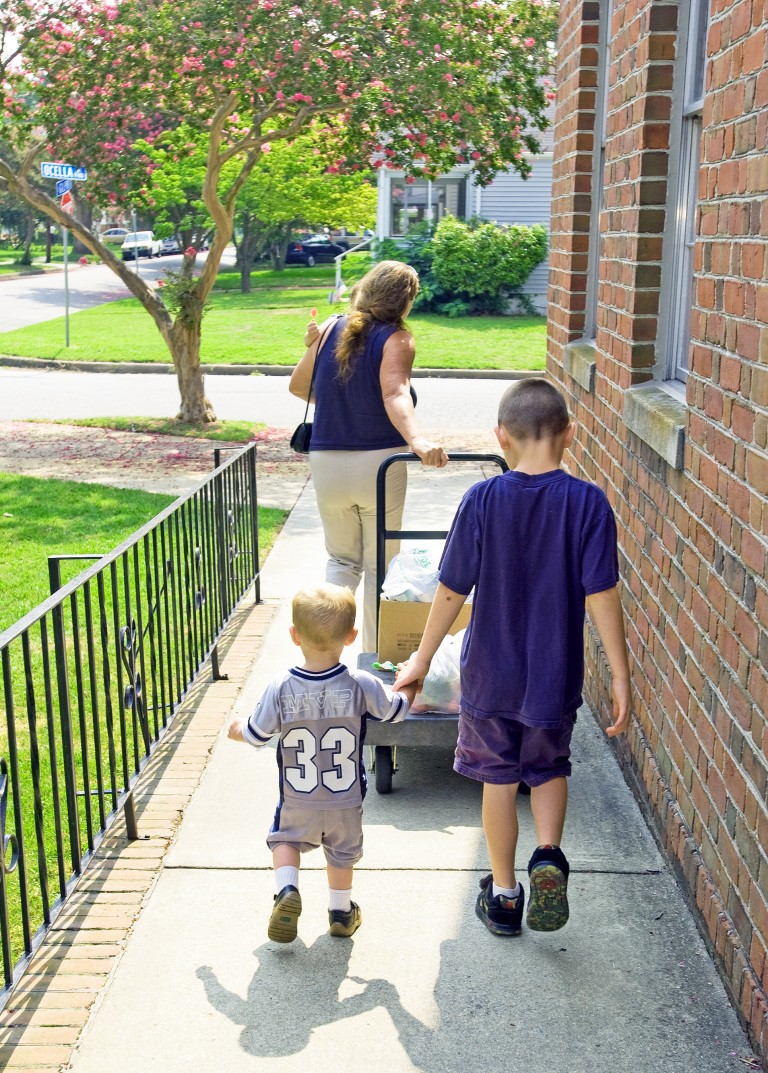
[374,746,394,794]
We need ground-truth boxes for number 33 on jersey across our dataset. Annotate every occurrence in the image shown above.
[241,664,411,808]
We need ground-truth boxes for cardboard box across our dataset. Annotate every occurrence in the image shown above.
[377,599,472,663]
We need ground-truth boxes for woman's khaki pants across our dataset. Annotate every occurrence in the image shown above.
[309,447,407,652]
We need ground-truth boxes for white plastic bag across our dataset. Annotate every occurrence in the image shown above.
[411,630,464,713]
[380,547,440,603]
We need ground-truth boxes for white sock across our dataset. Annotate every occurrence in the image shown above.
[275,866,299,893]
[329,888,352,912]
[493,881,521,901]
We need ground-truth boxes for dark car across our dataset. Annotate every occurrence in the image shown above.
[285,235,346,267]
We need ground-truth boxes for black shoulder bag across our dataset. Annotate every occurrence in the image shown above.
[290,316,338,454]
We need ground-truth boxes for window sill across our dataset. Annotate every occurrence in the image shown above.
[563,339,597,393]
[624,382,687,470]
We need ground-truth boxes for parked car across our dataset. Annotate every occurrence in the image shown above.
[159,236,181,255]
[330,228,374,250]
[101,227,129,245]
[285,235,346,266]
[121,231,162,260]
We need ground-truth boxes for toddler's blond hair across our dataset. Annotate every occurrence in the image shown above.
[292,584,356,649]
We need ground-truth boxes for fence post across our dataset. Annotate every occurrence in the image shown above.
[47,559,82,876]
[211,467,230,682]
[247,444,261,604]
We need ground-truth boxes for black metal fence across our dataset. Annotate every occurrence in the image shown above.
[0,444,260,1003]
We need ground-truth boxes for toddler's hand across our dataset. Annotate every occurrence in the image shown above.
[303,321,321,348]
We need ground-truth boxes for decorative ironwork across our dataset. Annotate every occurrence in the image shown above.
[0,761,18,876]
[0,444,260,1007]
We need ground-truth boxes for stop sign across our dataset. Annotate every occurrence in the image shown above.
[60,190,73,215]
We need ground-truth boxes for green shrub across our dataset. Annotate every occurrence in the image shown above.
[431,216,548,309]
[374,215,547,316]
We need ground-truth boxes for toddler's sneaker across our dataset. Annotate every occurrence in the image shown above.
[268,885,302,943]
[475,874,524,936]
[526,845,570,931]
[329,901,362,938]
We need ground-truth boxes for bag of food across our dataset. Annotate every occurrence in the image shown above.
[380,547,439,603]
[411,630,464,713]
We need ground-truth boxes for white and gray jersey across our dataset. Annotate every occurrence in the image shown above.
[242,664,410,809]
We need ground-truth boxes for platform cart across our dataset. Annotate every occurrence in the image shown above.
[360,452,507,793]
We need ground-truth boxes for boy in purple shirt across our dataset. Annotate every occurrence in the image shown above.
[395,379,632,936]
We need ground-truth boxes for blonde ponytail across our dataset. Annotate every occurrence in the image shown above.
[334,261,420,381]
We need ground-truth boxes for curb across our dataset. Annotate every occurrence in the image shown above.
[0,354,541,381]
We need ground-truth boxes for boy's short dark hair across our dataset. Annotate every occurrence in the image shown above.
[497,378,570,441]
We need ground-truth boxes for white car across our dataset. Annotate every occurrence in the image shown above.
[121,231,162,260]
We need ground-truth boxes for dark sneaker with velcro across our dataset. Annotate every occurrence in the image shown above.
[526,845,570,932]
[268,885,302,943]
[475,874,524,936]
[329,901,362,937]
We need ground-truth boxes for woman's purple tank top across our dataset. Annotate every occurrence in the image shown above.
[310,316,409,451]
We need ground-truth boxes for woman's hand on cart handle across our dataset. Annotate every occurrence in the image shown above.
[410,437,448,469]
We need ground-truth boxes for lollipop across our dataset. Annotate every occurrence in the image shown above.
[310,307,317,320]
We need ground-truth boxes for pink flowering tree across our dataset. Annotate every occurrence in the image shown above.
[1,0,557,423]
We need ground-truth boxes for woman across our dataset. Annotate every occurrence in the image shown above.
[289,260,448,651]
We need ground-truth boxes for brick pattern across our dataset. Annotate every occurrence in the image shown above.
[549,0,768,1064]
[0,596,275,1070]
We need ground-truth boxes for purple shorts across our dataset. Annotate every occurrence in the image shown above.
[454,710,577,786]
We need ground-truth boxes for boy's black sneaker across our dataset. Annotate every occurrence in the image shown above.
[268,885,302,943]
[475,874,524,936]
[526,845,570,932]
[328,901,362,937]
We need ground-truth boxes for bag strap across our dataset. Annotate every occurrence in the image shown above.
[300,314,340,422]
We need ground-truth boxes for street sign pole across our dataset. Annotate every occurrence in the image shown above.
[63,227,70,347]
[131,207,139,275]
[60,188,74,348]
[40,164,86,347]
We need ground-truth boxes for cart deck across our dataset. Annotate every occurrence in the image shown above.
[360,452,507,793]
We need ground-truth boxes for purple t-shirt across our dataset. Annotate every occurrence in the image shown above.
[438,469,619,728]
[310,316,408,451]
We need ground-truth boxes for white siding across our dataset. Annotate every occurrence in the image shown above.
[476,155,553,228]
[375,155,552,314]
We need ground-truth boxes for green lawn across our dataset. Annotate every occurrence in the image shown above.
[0,472,286,967]
[0,473,286,630]
[43,417,267,443]
[0,253,546,369]
[0,243,69,274]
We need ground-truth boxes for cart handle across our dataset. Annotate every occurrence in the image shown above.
[375,452,508,644]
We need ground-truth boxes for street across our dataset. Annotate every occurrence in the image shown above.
[0,366,508,431]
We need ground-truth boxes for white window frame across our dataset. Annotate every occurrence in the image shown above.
[583,0,612,342]
[658,0,709,385]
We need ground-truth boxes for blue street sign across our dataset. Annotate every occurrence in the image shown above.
[41,162,88,181]
[56,178,73,197]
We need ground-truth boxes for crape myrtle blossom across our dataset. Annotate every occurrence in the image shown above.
[1,0,557,423]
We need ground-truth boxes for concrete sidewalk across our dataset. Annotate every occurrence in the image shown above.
[65,471,757,1073]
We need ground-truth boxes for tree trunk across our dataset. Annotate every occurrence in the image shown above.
[19,210,35,265]
[72,201,93,257]
[169,317,215,424]
[269,240,286,271]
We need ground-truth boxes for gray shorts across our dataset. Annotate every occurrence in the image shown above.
[266,801,363,867]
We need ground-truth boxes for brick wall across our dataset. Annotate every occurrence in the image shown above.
[548,0,768,1062]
